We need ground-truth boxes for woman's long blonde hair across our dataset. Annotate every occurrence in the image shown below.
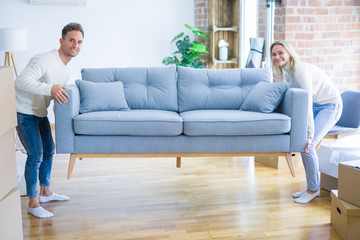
[270,40,301,77]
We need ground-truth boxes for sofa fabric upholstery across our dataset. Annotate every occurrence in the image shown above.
[73,110,183,136]
[73,135,290,154]
[180,110,291,136]
[75,80,129,113]
[55,66,308,158]
[240,81,291,113]
[177,67,271,112]
[81,66,178,111]
[275,88,309,151]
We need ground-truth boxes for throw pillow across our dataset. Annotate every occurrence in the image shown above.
[240,81,291,113]
[75,80,130,113]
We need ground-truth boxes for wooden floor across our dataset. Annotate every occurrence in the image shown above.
[21,154,341,240]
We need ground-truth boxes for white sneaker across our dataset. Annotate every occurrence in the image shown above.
[27,206,54,218]
[292,190,306,198]
[294,190,320,204]
[39,193,70,203]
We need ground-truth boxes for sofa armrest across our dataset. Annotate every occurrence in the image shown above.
[55,85,80,153]
[277,88,308,152]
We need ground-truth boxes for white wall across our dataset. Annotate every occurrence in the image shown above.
[0,0,194,122]
[243,0,258,65]
[240,0,258,68]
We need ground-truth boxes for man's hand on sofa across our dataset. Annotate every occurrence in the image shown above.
[52,84,70,104]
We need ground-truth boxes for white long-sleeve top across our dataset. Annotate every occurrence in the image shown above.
[283,62,342,138]
[15,49,70,117]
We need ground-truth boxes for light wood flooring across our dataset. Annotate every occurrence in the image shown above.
[21,154,341,240]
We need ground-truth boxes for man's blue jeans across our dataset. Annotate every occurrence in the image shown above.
[301,103,342,191]
[16,113,55,198]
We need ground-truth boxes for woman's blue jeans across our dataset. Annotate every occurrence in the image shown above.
[16,113,55,198]
[301,103,342,191]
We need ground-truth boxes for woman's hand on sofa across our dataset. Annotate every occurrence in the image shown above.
[303,137,313,154]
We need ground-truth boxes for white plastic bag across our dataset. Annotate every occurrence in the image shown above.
[15,149,26,182]
[326,135,360,165]
[327,135,360,151]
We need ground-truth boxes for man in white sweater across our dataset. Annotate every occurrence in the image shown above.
[15,22,84,218]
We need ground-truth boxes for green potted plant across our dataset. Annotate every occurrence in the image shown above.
[162,24,209,69]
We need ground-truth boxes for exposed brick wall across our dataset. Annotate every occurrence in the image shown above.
[196,0,360,90]
[258,1,267,39]
[194,0,210,63]
[194,0,209,35]
[260,0,360,91]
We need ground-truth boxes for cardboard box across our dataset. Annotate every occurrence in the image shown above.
[0,67,17,136]
[255,152,302,169]
[338,160,360,207]
[331,190,360,240]
[0,129,18,200]
[0,188,24,240]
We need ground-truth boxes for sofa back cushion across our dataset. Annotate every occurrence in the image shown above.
[178,67,272,112]
[81,66,178,111]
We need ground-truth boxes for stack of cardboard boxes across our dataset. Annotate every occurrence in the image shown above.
[0,67,24,240]
[331,160,360,240]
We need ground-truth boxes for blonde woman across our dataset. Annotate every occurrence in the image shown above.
[271,40,342,203]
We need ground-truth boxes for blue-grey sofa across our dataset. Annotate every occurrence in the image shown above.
[55,66,308,179]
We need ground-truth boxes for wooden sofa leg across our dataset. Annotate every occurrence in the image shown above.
[67,154,77,179]
[176,157,181,168]
[285,152,296,177]
[315,139,323,151]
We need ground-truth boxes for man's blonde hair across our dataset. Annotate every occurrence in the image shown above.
[270,40,300,77]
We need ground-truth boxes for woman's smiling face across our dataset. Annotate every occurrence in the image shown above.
[271,44,291,68]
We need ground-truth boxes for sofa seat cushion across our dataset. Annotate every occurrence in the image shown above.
[73,109,183,136]
[180,110,291,136]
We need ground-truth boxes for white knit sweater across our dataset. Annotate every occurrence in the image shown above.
[15,49,70,117]
[283,62,342,138]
